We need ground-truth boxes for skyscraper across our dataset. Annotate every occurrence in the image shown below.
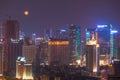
[48,38,70,65]
[86,33,99,73]
[2,20,19,40]
[85,28,95,42]
[69,24,81,61]
[44,29,52,41]
[2,19,22,74]
[55,29,68,39]
[96,25,111,44]
[96,25,110,54]
[96,25,118,62]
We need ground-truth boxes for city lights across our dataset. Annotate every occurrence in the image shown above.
[48,41,69,45]
[60,29,66,32]
[97,25,108,28]
[1,0,120,80]
[17,57,26,62]
[111,30,118,34]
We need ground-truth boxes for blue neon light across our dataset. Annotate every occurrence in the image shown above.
[97,25,108,28]
[111,30,118,34]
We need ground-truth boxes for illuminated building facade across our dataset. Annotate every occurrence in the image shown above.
[22,45,38,64]
[31,33,36,45]
[44,29,52,41]
[55,29,68,39]
[96,25,118,62]
[86,33,99,73]
[19,31,25,40]
[35,37,44,45]
[69,25,81,60]
[48,39,70,65]
[96,25,111,56]
[2,19,22,74]
[16,45,38,80]
[85,28,95,42]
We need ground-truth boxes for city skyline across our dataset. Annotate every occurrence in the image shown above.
[0,0,120,35]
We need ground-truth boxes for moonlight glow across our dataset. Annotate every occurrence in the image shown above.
[24,11,29,16]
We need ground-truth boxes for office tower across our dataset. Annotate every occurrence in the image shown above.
[31,33,36,44]
[22,45,38,64]
[5,40,22,74]
[2,20,19,40]
[44,29,52,41]
[69,24,81,61]
[85,28,95,42]
[19,45,39,80]
[32,33,36,41]
[31,33,37,45]
[37,41,48,64]
[96,25,118,62]
[96,25,110,55]
[2,19,21,74]
[86,33,99,73]
[19,31,25,40]
[55,29,68,39]
[96,25,111,44]
[48,38,70,65]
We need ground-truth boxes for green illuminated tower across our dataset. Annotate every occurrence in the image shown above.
[69,24,81,61]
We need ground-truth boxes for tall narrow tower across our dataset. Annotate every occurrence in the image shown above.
[69,24,81,62]
[86,33,99,73]
[2,19,21,74]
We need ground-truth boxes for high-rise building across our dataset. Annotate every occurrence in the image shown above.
[86,33,99,73]
[2,20,19,40]
[48,38,70,65]
[35,37,44,46]
[19,45,39,80]
[2,19,21,74]
[96,25,110,57]
[69,24,81,60]
[16,40,41,80]
[39,41,48,64]
[85,28,95,42]
[0,43,4,76]
[114,35,120,59]
[22,45,38,64]
[44,29,52,41]
[55,29,68,39]
[96,25,118,62]
[19,31,25,40]
[96,25,111,44]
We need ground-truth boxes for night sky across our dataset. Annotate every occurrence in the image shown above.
[0,0,120,36]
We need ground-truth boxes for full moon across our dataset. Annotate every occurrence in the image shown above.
[24,11,29,16]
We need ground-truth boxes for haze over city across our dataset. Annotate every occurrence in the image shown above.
[1,0,120,35]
